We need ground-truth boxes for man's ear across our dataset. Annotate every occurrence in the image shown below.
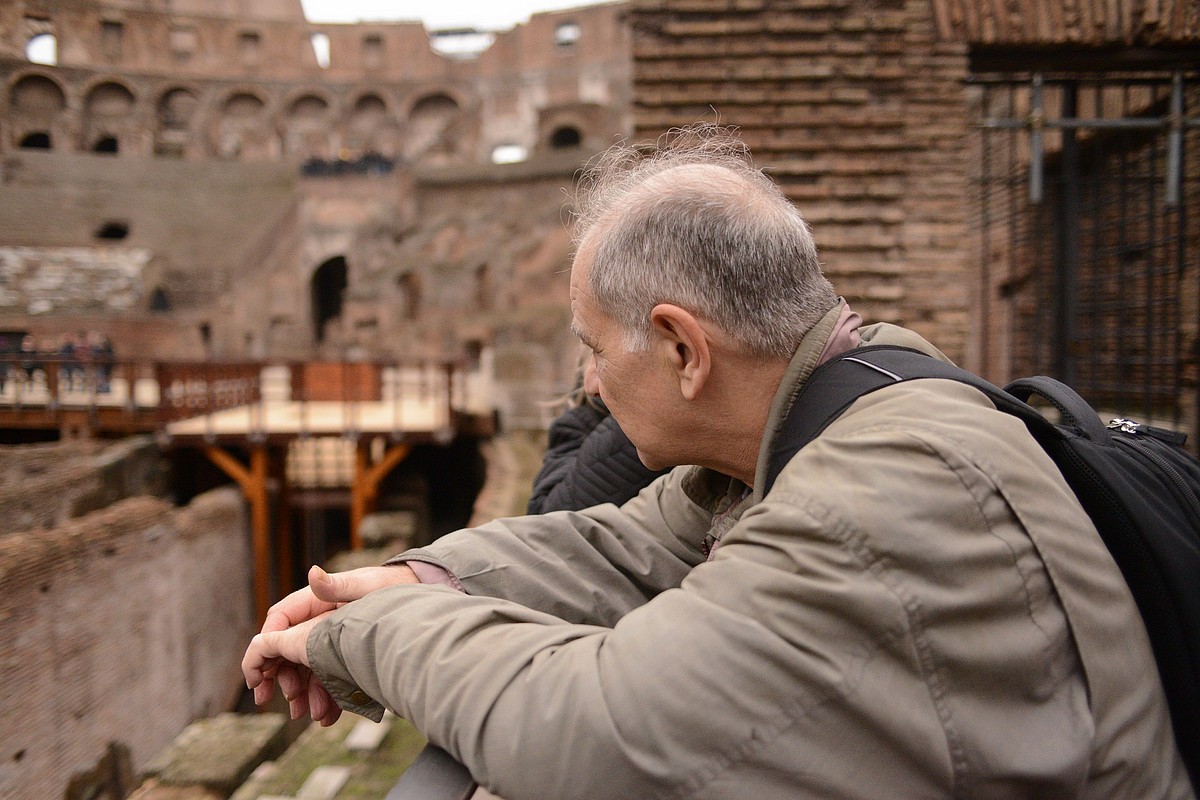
[649,303,710,401]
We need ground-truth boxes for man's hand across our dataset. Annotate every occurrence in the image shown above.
[243,614,341,724]
[243,563,419,724]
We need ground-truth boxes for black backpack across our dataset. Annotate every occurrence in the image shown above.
[766,345,1200,788]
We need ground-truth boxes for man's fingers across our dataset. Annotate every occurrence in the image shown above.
[308,564,417,605]
[309,680,339,725]
[285,667,311,720]
[261,586,337,635]
[253,675,275,706]
[276,664,304,705]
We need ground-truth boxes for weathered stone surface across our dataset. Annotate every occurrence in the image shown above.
[0,487,252,800]
[343,715,394,753]
[296,765,351,799]
[127,778,224,800]
[143,713,288,796]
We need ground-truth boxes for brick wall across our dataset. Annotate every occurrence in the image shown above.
[631,0,975,363]
[0,487,253,800]
[0,437,168,535]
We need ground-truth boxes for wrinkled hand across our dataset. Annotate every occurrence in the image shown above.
[243,614,338,724]
[243,563,419,725]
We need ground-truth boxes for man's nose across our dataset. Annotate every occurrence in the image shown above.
[582,356,600,398]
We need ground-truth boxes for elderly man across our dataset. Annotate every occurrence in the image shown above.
[243,127,1192,799]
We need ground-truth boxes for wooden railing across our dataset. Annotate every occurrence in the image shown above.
[0,356,485,440]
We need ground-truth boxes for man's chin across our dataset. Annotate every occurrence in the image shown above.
[636,449,670,471]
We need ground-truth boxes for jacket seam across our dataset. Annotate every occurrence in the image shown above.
[656,495,922,800]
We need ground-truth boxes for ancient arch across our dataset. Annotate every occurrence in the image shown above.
[214,90,270,160]
[312,256,349,343]
[8,73,66,149]
[155,87,199,157]
[283,92,331,159]
[346,92,396,156]
[83,81,136,154]
[405,91,460,162]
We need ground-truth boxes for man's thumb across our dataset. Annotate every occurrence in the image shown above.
[308,564,355,602]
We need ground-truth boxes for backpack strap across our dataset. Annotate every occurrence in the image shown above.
[765,346,1070,495]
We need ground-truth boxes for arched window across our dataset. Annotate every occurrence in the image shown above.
[85,82,136,116]
[157,88,198,130]
[550,126,582,149]
[217,92,267,159]
[285,94,330,158]
[26,34,57,65]
[406,93,460,160]
[156,88,198,157]
[84,82,134,155]
[312,257,349,343]
[10,75,66,150]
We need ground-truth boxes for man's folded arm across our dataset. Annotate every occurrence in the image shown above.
[305,540,885,800]
[388,466,715,626]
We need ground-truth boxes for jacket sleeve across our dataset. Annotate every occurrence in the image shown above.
[527,405,668,514]
[306,496,928,800]
[388,466,713,626]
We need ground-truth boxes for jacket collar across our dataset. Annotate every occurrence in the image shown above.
[749,300,852,502]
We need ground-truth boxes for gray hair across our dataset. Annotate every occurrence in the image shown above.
[572,125,837,359]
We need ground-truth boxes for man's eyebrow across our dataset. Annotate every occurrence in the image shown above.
[571,323,602,353]
[569,320,592,346]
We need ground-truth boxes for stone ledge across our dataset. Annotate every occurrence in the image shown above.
[142,713,289,797]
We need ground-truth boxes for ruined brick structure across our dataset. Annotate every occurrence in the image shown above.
[0,485,253,800]
[4,0,1193,434]
[0,0,631,427]
[630,0,1199,438]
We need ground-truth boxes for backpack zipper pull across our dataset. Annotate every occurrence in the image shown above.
[1107,418,1188,446]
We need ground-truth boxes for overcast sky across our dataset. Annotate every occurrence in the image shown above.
[300,0,608,30]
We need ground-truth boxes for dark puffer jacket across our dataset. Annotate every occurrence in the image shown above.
[526,401,668,514]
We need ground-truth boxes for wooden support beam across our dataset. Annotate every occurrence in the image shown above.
[350,442,412,549]
[205,445,272,625]
[270,446,293,597]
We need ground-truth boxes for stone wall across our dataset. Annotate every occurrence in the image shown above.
[0,487,253,800]
[0,245,152,315]
[0,2,630,163]
[0,436,168,534]
[0,1,630,413]
[631,0,975,364]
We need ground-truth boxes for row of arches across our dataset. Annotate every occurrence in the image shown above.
[5,70,469,161]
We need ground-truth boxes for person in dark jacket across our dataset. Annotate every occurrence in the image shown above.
[527,355,668,514]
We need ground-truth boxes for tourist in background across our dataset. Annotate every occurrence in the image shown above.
[527,352,667,514]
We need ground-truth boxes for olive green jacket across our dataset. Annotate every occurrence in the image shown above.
[309,309,1193,800]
